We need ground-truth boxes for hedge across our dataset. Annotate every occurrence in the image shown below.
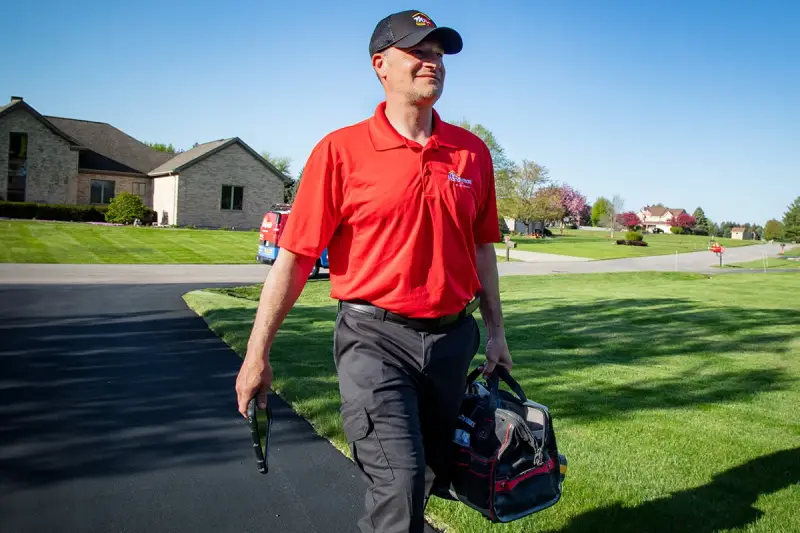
[0,201,156,224]
[0,201,108,222]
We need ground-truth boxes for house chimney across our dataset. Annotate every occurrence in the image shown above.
[10,96,23,103]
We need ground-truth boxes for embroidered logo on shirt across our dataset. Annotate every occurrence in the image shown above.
[448,171,472,187]
[412,12,435,27]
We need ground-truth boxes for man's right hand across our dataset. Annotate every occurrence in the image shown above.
[236,352,273,418]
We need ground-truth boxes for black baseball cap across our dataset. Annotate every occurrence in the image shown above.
[369,10,463,56]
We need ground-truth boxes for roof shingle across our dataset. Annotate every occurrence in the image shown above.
[44,116,173,174]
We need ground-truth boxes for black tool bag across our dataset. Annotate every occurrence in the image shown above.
[434,366,567,523]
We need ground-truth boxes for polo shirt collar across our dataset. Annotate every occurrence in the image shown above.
[368,102,458,151]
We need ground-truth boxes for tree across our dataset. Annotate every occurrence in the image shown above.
[145,142,180,154]
[499,159,551,230]
[763,219,784,241]
[671,213,696,230]
[692,207,710,235]
[591,197,612,227]
[608,194,625,237]
[452,119,514,174]
[559,184,587,228]
[261,150,294,203]
[529,185,565,227]
[782,196,800,241]
[618,211,641,230]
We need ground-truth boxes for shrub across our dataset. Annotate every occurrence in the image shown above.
[0,201,107,222]
[670,226,685,234]
[105,192,147,224]
[626,231,644,242]
[616,239,649,247]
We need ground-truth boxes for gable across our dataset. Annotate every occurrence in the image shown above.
[0,102,80,148]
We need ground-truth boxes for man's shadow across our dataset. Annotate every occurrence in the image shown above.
[556,447,799,533]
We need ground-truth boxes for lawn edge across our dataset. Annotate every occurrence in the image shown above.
[182,288,460,533]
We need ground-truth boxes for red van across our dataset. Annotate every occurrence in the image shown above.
[256,203,328,278]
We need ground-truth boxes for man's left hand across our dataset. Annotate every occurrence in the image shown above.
[483,334,512,377]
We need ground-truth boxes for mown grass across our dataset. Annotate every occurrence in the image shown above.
[0,220,258,263]
[184,271,800,533]
[496,229,756,260]
[720,245,800,270]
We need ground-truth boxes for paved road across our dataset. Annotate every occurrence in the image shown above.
[0,282,437,533]
[0,243,790,285]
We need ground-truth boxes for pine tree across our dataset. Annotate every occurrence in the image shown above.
[782,196,800,241]
[692,207,710,235]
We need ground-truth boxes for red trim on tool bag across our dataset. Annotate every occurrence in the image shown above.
[489,423,514,520]
[494,458,556,493]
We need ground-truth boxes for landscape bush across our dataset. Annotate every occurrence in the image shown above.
[671,226,685,234]
[105,192,150,225]
[616,239,649,247]
[625,231,644,242]
[0,201,107,222]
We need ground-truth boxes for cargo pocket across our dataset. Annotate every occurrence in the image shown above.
[341,401,395,485]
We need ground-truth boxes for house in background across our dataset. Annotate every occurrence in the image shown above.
[0,96,291,229]
[636,205,687,233]
[731,226,754,240]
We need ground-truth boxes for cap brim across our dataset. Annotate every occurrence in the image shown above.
[392,27,463,54]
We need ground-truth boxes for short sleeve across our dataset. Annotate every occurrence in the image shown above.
[473,143,502,245]
[278,137,343,258]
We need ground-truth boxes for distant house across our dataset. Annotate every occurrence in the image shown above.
[0,95,291,229]
[636,206,687,233]
[731,227,754,240]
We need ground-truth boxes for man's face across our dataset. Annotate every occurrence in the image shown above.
[374,39,446,106]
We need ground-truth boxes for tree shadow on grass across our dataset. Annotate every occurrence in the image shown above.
[195,294,798,429]
[551,447,800,533]
[496,297,798,421]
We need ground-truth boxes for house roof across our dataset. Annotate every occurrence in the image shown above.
[732,227,746,232]
[0,99,82,147]
[668,208,685,217]
[44,116,173,174]
[644,206,668,217]
[148,137,293,184]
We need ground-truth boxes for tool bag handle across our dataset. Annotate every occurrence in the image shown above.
[466,364,528,403]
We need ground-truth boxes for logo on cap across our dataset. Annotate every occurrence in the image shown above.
[412,12,434,27]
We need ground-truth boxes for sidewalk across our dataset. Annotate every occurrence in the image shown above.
[494,247,591,263]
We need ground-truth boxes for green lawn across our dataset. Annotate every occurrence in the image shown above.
[722,258,800,270]
[720,246,800,270]
[0,220,258,263]
[184,271,800,533]
[496,230,757,260]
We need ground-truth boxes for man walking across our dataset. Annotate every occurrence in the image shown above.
[236,9,512,532]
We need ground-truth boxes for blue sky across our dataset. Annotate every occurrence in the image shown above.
[2,0,797,224]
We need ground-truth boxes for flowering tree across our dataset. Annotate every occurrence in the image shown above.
[559,185,587,227]
[617,211,641,230]
[671,213,696,229]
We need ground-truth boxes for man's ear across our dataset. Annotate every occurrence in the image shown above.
[372,50,389,80]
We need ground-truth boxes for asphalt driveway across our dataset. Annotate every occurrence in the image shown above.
[0,282,436,532]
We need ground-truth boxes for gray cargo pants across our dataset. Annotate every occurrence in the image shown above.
[334,302,480,533]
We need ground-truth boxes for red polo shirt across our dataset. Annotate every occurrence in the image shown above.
[278,102,501,318]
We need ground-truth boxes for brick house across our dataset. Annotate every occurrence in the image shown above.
[0,96,290,229]
[635,206,687,233]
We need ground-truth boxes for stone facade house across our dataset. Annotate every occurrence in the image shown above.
[635,206,687,233]
[1,96,290,229]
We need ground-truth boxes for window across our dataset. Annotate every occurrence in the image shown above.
[220,185,244,210]
[132,182,148,197]
[7,132,28,202]
[90,179,116,204]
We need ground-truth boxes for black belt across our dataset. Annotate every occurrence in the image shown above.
[338,297,480,331]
